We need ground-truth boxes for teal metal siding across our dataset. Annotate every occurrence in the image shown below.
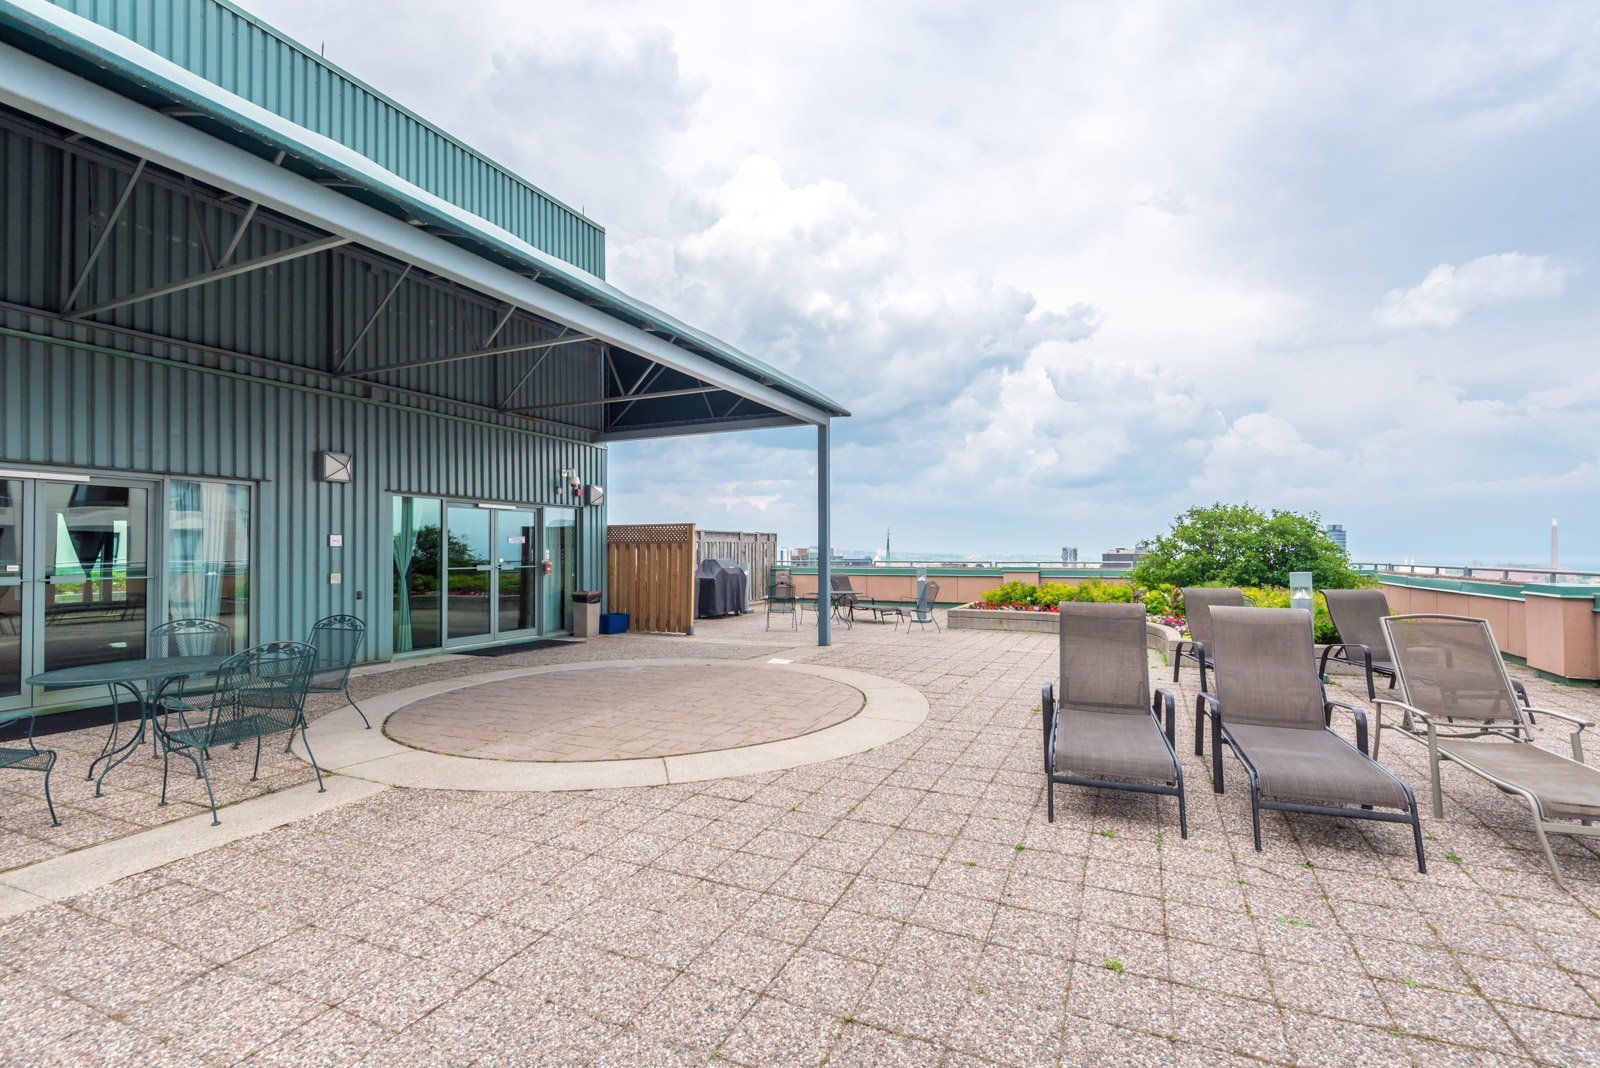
[0,328,608,660]
[0,108,608,662]
[38,0,607,276]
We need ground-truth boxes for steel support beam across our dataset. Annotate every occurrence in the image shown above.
[511,385,719,413]
[60,157,144,312]
[68,234,349,319]
[818,422,832,647]
[342,331,594,379]
[333,263,411,373]
[598,414,801,441]
[0,32,838,426]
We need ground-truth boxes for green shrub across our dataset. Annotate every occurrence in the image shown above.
[1132,502,1366,590]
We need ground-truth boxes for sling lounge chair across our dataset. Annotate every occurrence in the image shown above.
[1174,587,1244,695]
[1319,589,1398,701]
[1377,614,1598,888]
[1043,602,1187,835]
[1198,605,1425,869]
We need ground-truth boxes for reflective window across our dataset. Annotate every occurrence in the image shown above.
[42,483,148,672]
[167,481,251,645]
[393,496,442,652]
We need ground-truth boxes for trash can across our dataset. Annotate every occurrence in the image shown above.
[572,591,602,637]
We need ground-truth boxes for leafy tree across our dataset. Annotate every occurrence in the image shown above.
[1131,503,1363,590]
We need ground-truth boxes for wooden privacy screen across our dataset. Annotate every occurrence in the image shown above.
[607,524,695,633]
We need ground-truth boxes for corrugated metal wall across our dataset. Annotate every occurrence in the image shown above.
[0,106,608,662]
[40,0,607,277]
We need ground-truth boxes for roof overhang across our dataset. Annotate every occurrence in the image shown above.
[0,0,847,434]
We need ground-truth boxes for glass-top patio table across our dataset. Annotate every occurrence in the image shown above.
[27,655,229,795]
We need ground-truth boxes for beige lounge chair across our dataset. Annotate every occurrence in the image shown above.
[1043,602,1187,835]
[1199,606,1425,869]
[1377,614,1598,888]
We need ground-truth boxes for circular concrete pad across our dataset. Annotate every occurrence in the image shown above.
[294,658,929,791]
[385,663,864,761]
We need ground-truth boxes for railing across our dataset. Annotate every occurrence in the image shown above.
[1356,562,1600,584]
[776,559,1135,570]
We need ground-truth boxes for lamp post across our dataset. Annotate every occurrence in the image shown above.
[1289,571,1314,620]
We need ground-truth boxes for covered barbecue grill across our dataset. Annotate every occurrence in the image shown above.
[695,558,749,618]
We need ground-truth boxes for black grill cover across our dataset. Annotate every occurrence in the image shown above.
[696,558,748,618]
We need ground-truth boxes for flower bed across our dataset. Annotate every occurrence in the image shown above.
[949,603,1183,654]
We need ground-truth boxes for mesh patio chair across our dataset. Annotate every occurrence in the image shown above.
[830,575,875,624]
[306,615,369,729]
[1318,589,1398,702]
[1377,614,1598,888]
[156,641,323,824]
[0,712,60,826]
[1174,587,1244,694]
[1197,605,1425,869]
[148,618,233,754]
[766,579,799,631]
[902,581,941,634]
[1043,602,1186,835]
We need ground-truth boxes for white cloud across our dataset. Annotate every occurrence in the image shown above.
[1373,253,1568,331]
[243,0,1600,563]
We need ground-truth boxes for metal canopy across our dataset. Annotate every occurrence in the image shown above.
[0,0,849,439]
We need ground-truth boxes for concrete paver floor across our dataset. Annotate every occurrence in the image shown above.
[0,611,1597,1066]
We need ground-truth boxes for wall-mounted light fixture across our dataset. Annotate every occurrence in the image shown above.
[320,452,352,483]
[559,469,581,500]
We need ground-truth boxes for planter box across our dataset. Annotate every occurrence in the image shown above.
[947,605,1181,658]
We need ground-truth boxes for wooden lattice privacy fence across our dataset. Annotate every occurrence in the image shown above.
[607,523,695,633]
[695,530,779,603]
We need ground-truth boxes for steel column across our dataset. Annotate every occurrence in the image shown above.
[818,421,832,647]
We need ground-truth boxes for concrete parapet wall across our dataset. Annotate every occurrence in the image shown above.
[1377,573,1600,682]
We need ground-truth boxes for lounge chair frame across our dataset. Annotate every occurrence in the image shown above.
[1376,613,1596,889]
[1197,607,1425,871]
[1172,587,1244,693]
[1043,603,1187,836]
[1317,588,1398,701]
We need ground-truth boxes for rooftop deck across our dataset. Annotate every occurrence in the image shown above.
[1,612,1597,1066]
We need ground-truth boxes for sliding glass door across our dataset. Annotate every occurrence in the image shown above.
[0,470,253,712]
[394,496,576,653]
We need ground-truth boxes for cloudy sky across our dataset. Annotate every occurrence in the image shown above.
[254,0,1600,565]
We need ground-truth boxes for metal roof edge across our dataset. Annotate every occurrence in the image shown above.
[1,0,848,419]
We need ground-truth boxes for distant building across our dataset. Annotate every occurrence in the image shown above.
[1101,546,1145,569]
[1061,546,1079,563]
[1326,524,1347,551]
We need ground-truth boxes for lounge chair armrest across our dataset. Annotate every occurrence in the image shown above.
[1195,691,1220,715]
[1511,679,1531,707]
[1153,687,1177,744]
[1042,683,1056,773]
[1529,706,1594,730]
[1374,698,1434,721]
[1326,700,1369,755]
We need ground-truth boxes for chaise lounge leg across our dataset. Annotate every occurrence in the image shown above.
[1250,787,1262,851]
[1211,713,1224,794]
[1047,781,1054,823]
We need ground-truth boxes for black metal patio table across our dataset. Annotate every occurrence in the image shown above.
[26,655,228,795]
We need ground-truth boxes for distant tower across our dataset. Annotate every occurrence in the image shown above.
[1552,516,1559,569]
[1325,524,1347,552]
[885,527,891,564]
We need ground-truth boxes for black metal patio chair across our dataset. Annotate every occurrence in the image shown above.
[1318,589,1398,702]
[306,615,369,729]
[148,618,233,754]
[1174,587,1244,695]
[156,641,323,824]
[0,711,60,826]
[766,578,799,631]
